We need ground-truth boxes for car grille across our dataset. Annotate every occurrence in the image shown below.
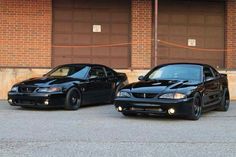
[132,93,157,99]
[18,86,37,93]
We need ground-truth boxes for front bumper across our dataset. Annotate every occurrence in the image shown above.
[114,97,194,116]
[8,92,66,108]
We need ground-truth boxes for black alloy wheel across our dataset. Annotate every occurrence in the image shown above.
[188,93,202,120]
[65,87,81,110]
[217,89,230,112]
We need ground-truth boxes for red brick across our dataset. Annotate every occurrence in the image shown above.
[226,0,236,69]
[0,0,52,68]
[131,0,152,69]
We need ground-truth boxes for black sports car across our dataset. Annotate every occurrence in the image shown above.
[8,64,128,110]
[115,63,230,120]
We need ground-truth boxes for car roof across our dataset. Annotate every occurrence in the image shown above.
[157,62,211,68]
[56,63,108,68]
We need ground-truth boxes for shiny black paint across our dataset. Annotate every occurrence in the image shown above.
[8,64,128,108]
[115,63,229,117]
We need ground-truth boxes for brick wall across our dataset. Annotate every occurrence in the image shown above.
[131,0,152,69]
[226,0,236,69]
[0,0,52,67]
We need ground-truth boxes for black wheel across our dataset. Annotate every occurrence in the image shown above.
[122,112,137,117]
[217,89,230,112]
[187,93,202,120]
[64,87,81,110]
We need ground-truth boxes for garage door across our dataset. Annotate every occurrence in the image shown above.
[156,0,225,68]
[52,0,131,68]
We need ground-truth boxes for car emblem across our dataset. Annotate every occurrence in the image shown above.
[143,93,146,98]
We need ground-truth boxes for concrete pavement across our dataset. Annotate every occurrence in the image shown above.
[0,101,236,157]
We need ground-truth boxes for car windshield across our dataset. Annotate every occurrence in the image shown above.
[46,65,90,79]
[147,64,202,82]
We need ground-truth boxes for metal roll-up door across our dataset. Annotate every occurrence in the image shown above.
[53,0,131,68]
[156,0,225,68]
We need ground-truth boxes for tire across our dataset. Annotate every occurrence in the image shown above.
[217,89,230,112]
[122,112,137,117]
[187,93,202,120]
[64,87,81,110]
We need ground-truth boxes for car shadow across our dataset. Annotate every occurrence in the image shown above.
[12,103,113,112]
[117,114,189,121]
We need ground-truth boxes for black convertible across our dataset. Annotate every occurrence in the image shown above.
[115,63,230,120]
[8,64,128,110]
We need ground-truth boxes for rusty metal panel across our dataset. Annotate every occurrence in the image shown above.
[52,0,131,68]
[156,0,225,68]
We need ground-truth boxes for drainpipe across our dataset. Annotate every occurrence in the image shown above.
[154,0,158,67]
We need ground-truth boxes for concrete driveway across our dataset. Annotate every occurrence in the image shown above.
[0,101,236,157]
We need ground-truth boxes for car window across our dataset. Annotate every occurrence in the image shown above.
[106,68,115,78]
[203,67,214,79]
[211,68,220,78]
[89,67,106,78]
[47,65,89,79]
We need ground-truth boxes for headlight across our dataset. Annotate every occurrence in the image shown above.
[159,93,187,99]
[37,87,62,93]
[10,86,18,92]
[117,91,131,98]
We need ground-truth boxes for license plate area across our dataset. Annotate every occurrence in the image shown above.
[131,104,163,112]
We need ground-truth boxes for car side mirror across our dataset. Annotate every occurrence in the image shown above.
[138,76,145,81]
[205,77,214,82]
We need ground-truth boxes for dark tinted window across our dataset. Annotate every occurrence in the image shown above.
[147,64,202,82]
[89,67,106,78]
[106,68,115,78]
[211,68,220,78]
[203,67,214,79]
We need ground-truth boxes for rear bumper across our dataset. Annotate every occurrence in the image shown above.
[114,97,194,116]
[8,92,66,108]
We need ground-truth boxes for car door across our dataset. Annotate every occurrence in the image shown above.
[105,67,118,98]
[83,66,108,104]
[203,66,220,106]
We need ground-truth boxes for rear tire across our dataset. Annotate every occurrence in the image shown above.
[187,93,202,120]
[64,87,81,110]
[217,89,230,112]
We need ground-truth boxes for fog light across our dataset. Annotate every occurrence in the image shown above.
[8,99,13,104]
[168,108,175,115]
[117,106,123,112]
[44,99,49,105]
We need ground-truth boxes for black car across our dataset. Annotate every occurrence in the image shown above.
[8,64,128,110]
[115,63,230,120]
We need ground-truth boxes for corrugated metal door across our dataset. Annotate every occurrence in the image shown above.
[157,0,225,68]
[52,0,131,68]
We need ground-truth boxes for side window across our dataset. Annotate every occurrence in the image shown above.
[106,68,115,78]
[211,68,220,78]
[89,67,106,78]
[203,67,214,80]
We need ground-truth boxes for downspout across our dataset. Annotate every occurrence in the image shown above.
[154,0,158,67]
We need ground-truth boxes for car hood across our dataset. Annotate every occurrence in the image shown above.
[122,79,197,94]
[16,76,83,87]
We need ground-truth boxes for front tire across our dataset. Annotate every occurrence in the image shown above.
[64,87,81,110]
[187,93,202,120]
[217,89,230,112]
